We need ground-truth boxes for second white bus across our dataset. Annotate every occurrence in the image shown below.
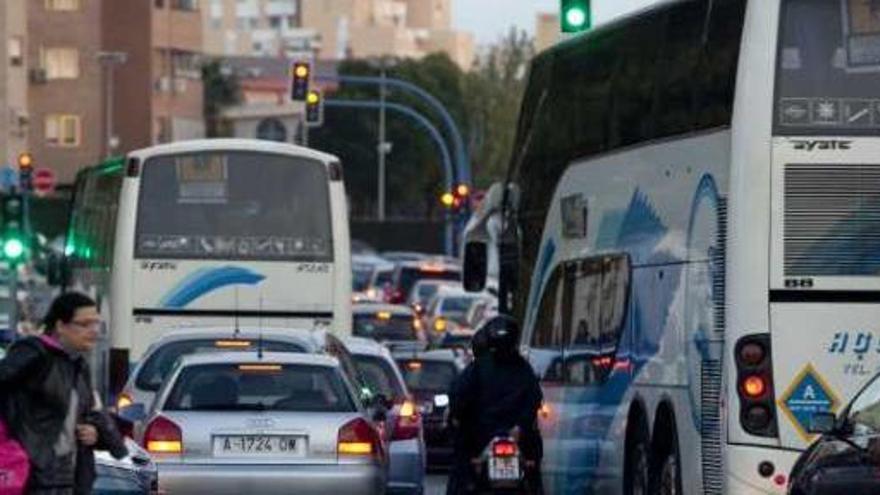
[63,139,352,394]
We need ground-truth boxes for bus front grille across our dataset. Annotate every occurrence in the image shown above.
[784,164,880,277]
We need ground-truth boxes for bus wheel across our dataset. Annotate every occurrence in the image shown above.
[656,428,682,495]
[624,424,650,495]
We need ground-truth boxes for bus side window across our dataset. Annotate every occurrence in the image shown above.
[695,0,747,129]
[608,8,664,148]
[529,266,566,383]
[564,255,631,386]
[655,0,708,138]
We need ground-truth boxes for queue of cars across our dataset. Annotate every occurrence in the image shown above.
[97,250,495,494]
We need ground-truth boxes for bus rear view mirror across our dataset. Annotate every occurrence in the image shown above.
[463,241,488,292]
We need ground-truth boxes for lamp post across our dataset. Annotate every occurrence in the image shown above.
[97,51,128,158]
[370,57,397,222]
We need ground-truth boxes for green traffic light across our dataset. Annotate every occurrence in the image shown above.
[561,0,591,32]
[3,238,24,260]
[565,7,587,28]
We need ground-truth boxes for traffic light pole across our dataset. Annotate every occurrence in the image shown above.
[324,98,455,255]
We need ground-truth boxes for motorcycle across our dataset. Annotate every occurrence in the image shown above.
[471,430,528,493]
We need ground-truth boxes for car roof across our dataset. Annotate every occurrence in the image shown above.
[145,327,328,351]
[176,351,339,368]
[396,260,461,271]
[339,336,393,359]
[392,349,466,364]
[352,303,413,315]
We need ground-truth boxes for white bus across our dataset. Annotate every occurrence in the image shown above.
[464,0,880,493]
[63,139,352,394]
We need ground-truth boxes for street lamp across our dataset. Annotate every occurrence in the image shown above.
[97,51,128,157]
[368,56,399,222]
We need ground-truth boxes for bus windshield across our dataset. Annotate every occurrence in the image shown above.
[775,0,880,135]
[135,151,333,261]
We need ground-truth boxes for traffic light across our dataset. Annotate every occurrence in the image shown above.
[290,62,311,101]
[440,192,455,209]
[18,152,33,192]
[2,194,25,263]
[305,90,324,126]
[561,0,591,33]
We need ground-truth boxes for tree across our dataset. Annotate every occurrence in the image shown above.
[464,28,535,187]
[202,61,241,138]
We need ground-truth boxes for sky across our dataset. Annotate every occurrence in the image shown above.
[453,0,655,44]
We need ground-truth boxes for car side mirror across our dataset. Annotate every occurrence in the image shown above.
[113,403,146,439]
[463,241,488,293]
[117,403,147,423]
[808,412,837,435]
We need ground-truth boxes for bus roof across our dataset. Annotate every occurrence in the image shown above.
[127,138,341,166]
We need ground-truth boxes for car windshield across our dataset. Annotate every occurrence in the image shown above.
[136,339,306,391]
[353,313,419,341]
[353,265,374,292]
[352,355,406,401]
[440,297,481,314]
[164,363,355,412]
[849,375,880,435]
[396,359,457,395]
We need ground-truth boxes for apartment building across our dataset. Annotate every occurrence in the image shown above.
[535,13,561,53]
[209,0,474,70]
[202,0,319,58]
[0,0,28,169]
[27,0,204,185]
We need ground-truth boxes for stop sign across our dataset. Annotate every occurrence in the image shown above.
[33,167,56,196]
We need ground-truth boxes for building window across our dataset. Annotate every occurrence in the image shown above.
[8,37,23,66]
[269,16,283,29]
[42,47,80,79]
[172,0,199,11]
[45,114,81,147]
[155,0,164,8]
[45,0,81,11]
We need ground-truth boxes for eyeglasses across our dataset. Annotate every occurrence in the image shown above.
[69,319,102,330]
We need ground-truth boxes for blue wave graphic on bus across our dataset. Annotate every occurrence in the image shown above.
[159,266,266,309]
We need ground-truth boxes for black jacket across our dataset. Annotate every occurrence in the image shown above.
[449,351,543,461]
[0,336,127,494]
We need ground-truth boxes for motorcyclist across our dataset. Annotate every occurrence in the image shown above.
[447,315,543,494]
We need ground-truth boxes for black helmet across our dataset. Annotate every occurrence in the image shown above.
[483,315,520,355]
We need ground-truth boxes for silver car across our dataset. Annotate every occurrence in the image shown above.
[130,351,386,495]
[117,327,364,413]
[344,337,426,495]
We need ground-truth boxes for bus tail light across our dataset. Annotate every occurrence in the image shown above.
[735,334,778,437]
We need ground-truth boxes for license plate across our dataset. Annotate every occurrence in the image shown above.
[489,456,520,481]
[213,435,305,456]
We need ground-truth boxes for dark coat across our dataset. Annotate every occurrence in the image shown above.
[0,336,127,494]
[449,352,543,461]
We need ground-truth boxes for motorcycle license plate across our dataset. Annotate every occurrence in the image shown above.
[489,456,520,481]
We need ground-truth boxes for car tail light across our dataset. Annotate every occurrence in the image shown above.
[338,418,381,458]
[492,439,517,457]
[392,399,422,441]
[388,290,405,304]
[143,416,183,454]
[735,334,778,437]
